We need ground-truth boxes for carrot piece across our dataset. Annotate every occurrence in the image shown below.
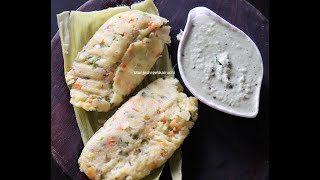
[160,118,167,124]
[170,121,181,132]
[86,167,96,179]
[107,138,115,146]
[168,131,175,137]
[132,107,139,112]
[74,81,83,89]
[86,99,93,104]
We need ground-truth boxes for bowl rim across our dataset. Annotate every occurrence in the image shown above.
[177,6,264,118]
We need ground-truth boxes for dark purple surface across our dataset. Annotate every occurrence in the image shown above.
[51,0,269,179]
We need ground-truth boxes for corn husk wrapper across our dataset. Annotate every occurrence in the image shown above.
[57,0,181,179]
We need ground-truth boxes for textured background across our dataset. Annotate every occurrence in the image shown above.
[51,0,269,38]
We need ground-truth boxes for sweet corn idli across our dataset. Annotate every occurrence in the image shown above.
[66,10,171,112]
[78,77,198,180]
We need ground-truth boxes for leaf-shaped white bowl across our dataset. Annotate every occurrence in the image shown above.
[177,7,263,118]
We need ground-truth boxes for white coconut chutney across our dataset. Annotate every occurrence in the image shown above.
[181,14,263,116]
